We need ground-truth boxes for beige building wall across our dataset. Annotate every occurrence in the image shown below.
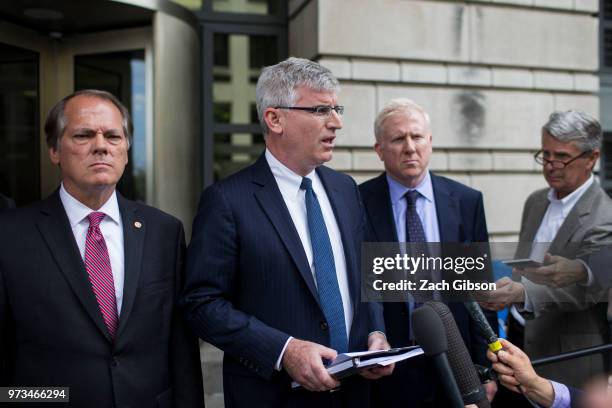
[289,0,599,240]
[153,11,201,238]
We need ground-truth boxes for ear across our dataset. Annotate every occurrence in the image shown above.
[49,146,60,166]
[587,148,600,171]
[263,107,283,135]
[374,142,383,161]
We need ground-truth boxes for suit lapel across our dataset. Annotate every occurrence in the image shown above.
[364,173,398,242]
[431,173,461,242]
[36,191,111,340]
[522,193,549,243]
[549,182,597,254]
[115,195,145,339]
[251,156,321,307]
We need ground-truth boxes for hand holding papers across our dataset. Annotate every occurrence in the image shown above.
[291,346,423,389]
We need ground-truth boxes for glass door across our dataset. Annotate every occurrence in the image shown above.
[0,25,153,207]
[0,43,39,206]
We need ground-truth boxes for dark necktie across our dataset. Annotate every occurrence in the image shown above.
[84,212,118,339]
[405,190,429,314]
[405,190,426,243]
[301,177,348,353]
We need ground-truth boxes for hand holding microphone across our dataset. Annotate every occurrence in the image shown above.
[486,338,555,408]
[463,300,502,354]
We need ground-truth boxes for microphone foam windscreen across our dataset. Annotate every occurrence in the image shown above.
[412,305,447,356]
[426,301,490,407]
[464,301,498,344]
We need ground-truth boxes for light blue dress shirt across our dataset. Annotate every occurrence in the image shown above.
[386,171,440,243]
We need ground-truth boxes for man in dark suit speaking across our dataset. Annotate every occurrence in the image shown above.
[0,90,204,408]
[359,98,498,407]
[181,57,391,408]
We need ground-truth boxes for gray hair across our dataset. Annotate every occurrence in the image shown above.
[45,89,133,150]
[542,110,601,152]
[374,98,431,142]
[255,57,340,135]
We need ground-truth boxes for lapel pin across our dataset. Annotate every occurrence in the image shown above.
[134,221,142,229]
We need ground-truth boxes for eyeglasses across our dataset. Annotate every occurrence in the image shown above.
[274,105,344,117]
[534,150,590,169]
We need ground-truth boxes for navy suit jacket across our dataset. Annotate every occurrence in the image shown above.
[182,155,377,407]
[0,191,204,408]
[359,172,498,405]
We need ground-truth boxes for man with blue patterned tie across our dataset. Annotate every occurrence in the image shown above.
[182,57,392,407]
[359,98,498,407]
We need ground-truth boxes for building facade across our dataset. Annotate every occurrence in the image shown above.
[0,0,605,406]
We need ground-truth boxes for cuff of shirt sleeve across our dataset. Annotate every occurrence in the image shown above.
[518,277,534,314]
[550,380,571,408]
[368,330,386,339]
[275,336,293,371]
[576,259,594,287]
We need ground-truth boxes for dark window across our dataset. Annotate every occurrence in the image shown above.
[604,28,612,69]
[249,35,277,69]
[0,42,39,207]
[602,132,612,196]
[601,0,612,71]
[201,1,287,185]
[214,33,229,68]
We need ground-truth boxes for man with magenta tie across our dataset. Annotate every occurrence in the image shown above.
[0,90,203,408]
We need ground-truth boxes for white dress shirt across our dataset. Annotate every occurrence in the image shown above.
[266,149,353,369]
[59,183,125,315]
[529,174,594,262]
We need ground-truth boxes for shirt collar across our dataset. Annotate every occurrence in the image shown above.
[546,173,594,211]
[265,149,316,198]
[386,170,434,205]
[59,183,121,228]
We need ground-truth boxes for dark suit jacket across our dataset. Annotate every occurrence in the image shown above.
[0,191,203,408]
[182,155,378,408]
[0,193,15,211]
[359,172,498,406]
[568,385,582,408]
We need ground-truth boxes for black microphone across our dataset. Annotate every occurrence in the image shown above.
[426,301,491,408]
[412,304,464,408]
[464,300,503,353]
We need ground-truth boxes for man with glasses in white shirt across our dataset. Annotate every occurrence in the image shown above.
[482,110,612,392]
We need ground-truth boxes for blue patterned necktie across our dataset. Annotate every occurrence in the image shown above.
[301,177,348,353]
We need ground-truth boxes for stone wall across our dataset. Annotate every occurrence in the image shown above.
[290,0,600,239]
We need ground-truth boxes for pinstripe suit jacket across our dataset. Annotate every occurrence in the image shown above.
[182,154,377,407]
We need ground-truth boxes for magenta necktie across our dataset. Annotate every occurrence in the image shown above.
[84,212,118,339]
